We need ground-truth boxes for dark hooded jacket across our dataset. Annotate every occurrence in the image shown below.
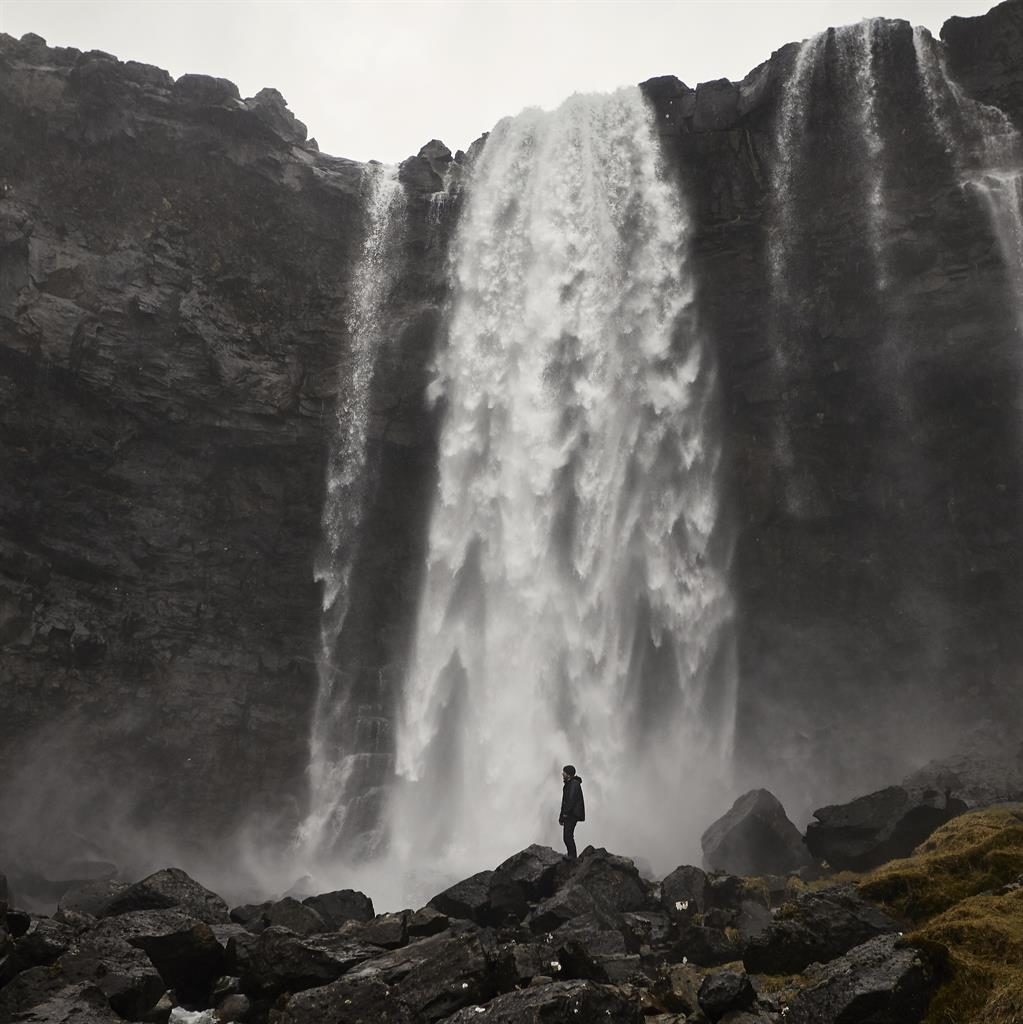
[560,775,585,823]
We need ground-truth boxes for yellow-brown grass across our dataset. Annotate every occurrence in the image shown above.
[854,805,1023,1024]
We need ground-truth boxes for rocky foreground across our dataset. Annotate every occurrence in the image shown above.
[0,846,938,1024]
[4,747,1022,1023]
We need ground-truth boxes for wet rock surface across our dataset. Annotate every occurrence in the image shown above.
[0,846,943,1024]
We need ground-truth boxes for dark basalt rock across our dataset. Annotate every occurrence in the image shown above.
[440,979,644,1023]
[90,908,226,1005]
[279,927,498,1023]
[57,934,166,1020]
[702,789,814,876]
[101,867,230,924]
[407,905,449,938]
[698,968,757,1021]
[488,844,565,922]
[429,869,495,925]
[742,884,899,975]
[263,896,327,935]
[6,917,74,973]
[570,847,654,915]
[0,980,123,1024]
[59,879,131,918]
[529,883,598,933]
[661,864,712,920]
[786,933,939,1024]
[227,925,381,998]
[302,887,375,929]
[805,787,965,872]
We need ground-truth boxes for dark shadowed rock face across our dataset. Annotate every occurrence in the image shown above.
[787,933,940,1024]
[0,30,450,870]
[742,884,899,975]
[805,786,967,871]
[702,789,813,876]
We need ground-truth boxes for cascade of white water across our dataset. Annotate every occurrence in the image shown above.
[913,28,1023,333]
[388,87,734,881]
[301,164,407,855]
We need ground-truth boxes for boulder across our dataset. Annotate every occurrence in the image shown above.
[441,979,643,1022]
[701,789,813,876]
[102,868,230,924]
[90,909,226,1005]
[8,917,74,972]
[488,844,564,921]
[0,980,123,1023]
[229,901,271,932]
[245,87,308,144]
[698,969,757,1021]
[529,883,598,933]
[264,896,327,935]
[227,925,380,997]
[428,869,494,925]
[661,864,712,920]
[571,848,653,914]
[58,934,166,1020]
[786,933,939,1023]
[742,884,899,975]
[805,786,966,872]
[59,879,131,918]
[358,910,409,948]
[279,927,497,1023]
[302,888,374,928]
[671,921,742,967]
[407,905,449,938]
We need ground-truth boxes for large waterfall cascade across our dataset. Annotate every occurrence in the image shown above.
[301,164,407,858]
[386,87,736,883]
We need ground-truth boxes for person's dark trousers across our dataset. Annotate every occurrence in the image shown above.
[563,818,578,861]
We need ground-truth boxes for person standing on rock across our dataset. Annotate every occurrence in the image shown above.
[559,765,585,862]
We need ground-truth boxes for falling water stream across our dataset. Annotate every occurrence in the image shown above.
[386,87,735,883]
[301,164,407,857]
[913,27,1023,334]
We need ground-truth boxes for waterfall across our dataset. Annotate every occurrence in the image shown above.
[388,87,735,879]
[913,27,1023,334]
[767,23,893,513]
[301,164,407,856]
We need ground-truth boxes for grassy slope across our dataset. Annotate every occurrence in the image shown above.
[855,805,1023,1024]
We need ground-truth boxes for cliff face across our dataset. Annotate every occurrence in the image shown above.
[1,2,1022,875]
[0,33,448,869]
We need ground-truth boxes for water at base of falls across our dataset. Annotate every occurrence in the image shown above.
[384,86,736,887]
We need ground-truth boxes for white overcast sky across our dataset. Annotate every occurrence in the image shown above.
[0,1,1000,163]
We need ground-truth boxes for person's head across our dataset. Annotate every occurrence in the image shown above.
[562,764,576,782]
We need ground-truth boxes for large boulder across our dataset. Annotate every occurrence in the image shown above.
[57,934,166,1020]
[660,864,712,920]
[302,888,374,928]
[488,844,564,921]
[786,933,939,1023]
[279,927,497,1023]
[441,979,643,1022]
[101,868,230,924]
[428,870,494,925]
[0,980,123,1023]
[743,884,899,975]
[805,786,966,872]
[529,883,598,933]
[263,896,327,935]
[702,789,814,876]
[59,880,131,918]
[90,908,226,1005]
[698,968,757,1021]
[227,925,381,998]
[571,848,653,914]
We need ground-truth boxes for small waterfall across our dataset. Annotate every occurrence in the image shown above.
[767,23,893,513]
[388,87,734,879]
[913,28,1023,333]
[301,164,407,856]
